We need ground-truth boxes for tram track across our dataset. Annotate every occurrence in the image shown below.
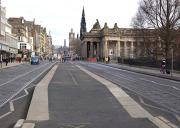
[77,62,180,116]
[0,62,55,108]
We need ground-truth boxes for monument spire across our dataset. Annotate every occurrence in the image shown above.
[80,6,87,40]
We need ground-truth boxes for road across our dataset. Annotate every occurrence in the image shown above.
[0,61,55,128]
[35,62,157,128]
[1,61,180,127]
[76,61,180,116]
[0,61,55,107]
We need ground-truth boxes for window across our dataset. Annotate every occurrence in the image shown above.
[20,43,26,50]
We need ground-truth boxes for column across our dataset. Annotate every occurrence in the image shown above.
[90,42,93,57]
[103,40,108,57]
[84,41,87,58]
[117,41,120,57]
[100,42,103,59]
[87,42,90,58]
[97,42,99,58]
[124,41,127,58]
[130,42,134,58]
[136,42,140,57]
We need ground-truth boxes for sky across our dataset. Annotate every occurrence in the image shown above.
[2,0,140,46]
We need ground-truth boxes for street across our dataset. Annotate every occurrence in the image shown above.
[0,61,55,127]
[35,62,157,128]
[0,61,179,128]
[76,62,180,115]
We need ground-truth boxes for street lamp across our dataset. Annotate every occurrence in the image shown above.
[0,0,2,68]
[0,44,2,68]
[171,47,174,76]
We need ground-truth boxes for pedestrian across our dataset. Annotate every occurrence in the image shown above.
[5,58,8,66]
[105,57,108,64]
[160,59,166,74]
[19,57,21,63]
[108,56,110,63]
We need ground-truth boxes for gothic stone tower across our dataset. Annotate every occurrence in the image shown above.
[80,7,87,40]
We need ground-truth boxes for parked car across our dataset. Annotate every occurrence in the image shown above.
[31,56,39,65]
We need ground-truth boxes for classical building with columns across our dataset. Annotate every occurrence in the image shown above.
[81,19,155,61]
[80,7,180,69]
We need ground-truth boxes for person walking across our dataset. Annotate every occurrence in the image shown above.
[5,58,8,66]
[105,57,108,64]
[108,56,110,63]
[160,59,166,74]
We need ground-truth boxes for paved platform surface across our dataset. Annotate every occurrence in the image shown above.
[26,63,160,128]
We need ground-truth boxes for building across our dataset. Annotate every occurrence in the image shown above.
[5,20,18,60]
[0,4,18,63]
[69,28,81,58]
[8,17,53,59]
[24,20,36,56]
[0,5,8,62]
[81,20,153,60]
[80,7,180,67]
[33,24,41,56]
[30,24,52,58]
[80,7,87,39]
[69,28,75,56]
[47,31,53,56]
[8,17,31,58]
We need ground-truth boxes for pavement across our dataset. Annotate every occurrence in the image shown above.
[0,62,22,69]
[20,62,179,128]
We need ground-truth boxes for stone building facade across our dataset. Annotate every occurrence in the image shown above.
[8,17,31,54]
[80,8,180,70]
[81,21,180,64]
[8,17,53,58]
[81,20,156,60]
[69,28,81,58]
[69,28,75,56]
[0,5,18,62]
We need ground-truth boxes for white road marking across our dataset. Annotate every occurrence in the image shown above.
[140,78,180,91]
[0,101,14,119]
[10,101,14,112]
[157,116,179,128]
[172,86,180,91]
[0,86,35,119]
[174,114,180,122]
[0,63,49,87]
[169,80,180,84]
[68,71,78,86]
[106,71,136,82]
[0,111,11,119]
[26,65,58,121]
[90,62,180,85]
[77,65,178,128]
[11,89,29,102]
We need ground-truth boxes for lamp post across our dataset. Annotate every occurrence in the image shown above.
[0,45,2,68]
[0,0,2,68]
[171,47,173,77]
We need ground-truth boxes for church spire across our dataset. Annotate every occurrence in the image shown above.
[80,6,87,40]
[82,6,85,17]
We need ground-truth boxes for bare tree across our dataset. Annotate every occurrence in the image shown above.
[131,7,159,60]
[132,0,180,62]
